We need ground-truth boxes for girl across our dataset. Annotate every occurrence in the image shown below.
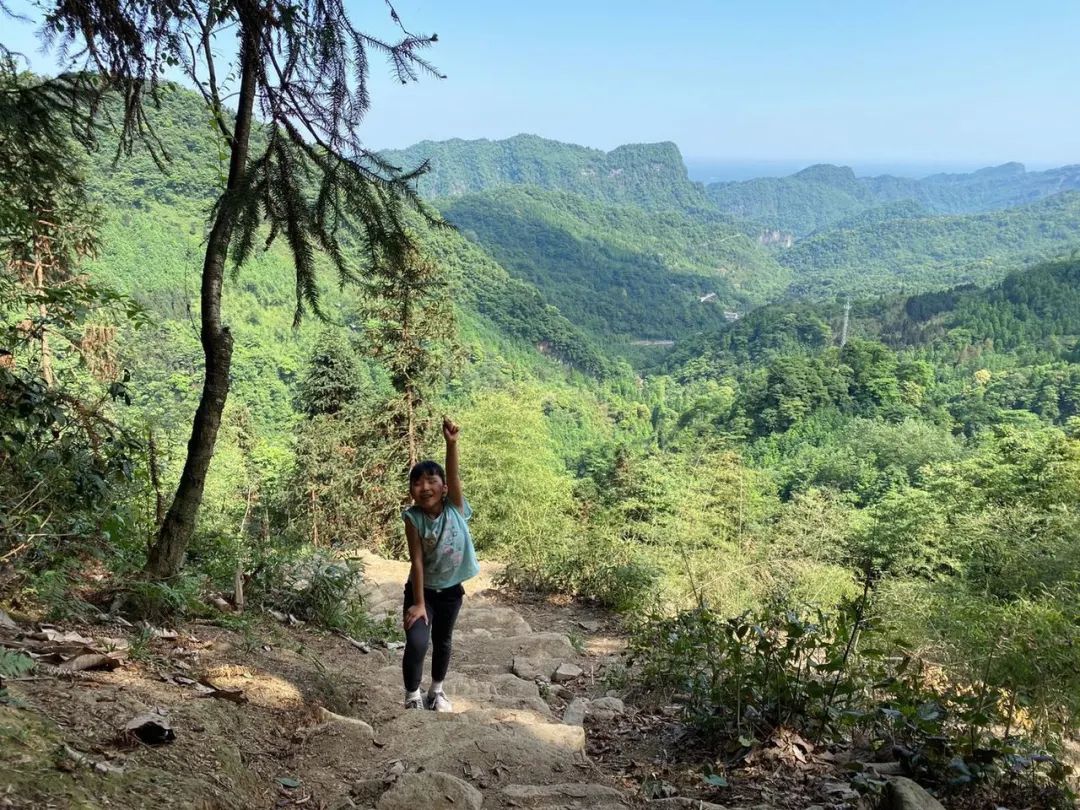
[401,416,480,711]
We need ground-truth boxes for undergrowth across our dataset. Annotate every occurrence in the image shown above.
[628,595,1077,808]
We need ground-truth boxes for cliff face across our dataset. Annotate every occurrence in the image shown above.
[380,135,708,211]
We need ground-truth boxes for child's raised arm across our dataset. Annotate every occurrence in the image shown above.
[443,416,464,510]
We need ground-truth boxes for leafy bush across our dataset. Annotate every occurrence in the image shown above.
[251,550,395,640]
[628,596,1076,803]
[119,577,209,623]
[498,528,659,611]
[629,599,872,743]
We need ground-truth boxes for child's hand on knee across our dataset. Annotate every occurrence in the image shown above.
[404,603,427,630]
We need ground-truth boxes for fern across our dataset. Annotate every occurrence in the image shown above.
[0,649,35,681]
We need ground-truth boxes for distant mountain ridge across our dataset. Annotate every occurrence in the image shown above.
[778,190,1080,298]
[707,160,1080,236]
[380,134,710,211]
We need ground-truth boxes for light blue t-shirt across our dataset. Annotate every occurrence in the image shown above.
[402,498,480,590]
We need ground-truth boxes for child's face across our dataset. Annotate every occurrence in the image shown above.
[410,472,448,513]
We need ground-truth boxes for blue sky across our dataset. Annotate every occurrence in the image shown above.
[6,1,1080,173]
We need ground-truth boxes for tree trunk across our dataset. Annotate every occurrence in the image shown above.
[147,429,166,529]
[34,256,54,387]
[145,36,259,579]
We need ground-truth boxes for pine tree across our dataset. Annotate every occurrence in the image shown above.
[0,57,100,385]
[296,330,365,418]
[360,242,456,466]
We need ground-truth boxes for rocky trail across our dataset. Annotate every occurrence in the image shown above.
[0,556,938,810]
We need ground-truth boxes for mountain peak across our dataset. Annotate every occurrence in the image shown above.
[792,164,859,186]
[973,161,1026,177]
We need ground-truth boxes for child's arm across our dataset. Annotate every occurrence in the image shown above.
[443,416,464,510]
[403,519,427,630]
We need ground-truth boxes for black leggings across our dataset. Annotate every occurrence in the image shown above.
[402,582,464,692]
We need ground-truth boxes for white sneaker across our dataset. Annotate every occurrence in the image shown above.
[404,693,425,710]
[427,691,452,712]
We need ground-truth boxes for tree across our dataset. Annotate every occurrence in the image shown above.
[0,57,99,385]
[39,0,442,577]
[360,242,456,466]
[296,330,366,418]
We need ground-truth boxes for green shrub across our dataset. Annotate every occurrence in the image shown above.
[119,576,208,623]
[252,549,396,640]
[498,529,659,611]
[629,599,871,743]
[627,596,1076,803]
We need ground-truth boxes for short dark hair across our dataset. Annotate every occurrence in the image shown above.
[409,460,446,485]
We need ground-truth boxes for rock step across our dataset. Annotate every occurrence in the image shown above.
[457,632,578,673]
[502,782,629,808]
[365,664,552,715]
[362,708,588,782]
[376,771,483,810]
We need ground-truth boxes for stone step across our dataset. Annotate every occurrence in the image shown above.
[501,782,630,808]
[455,632,578,674]
[456,606,532,636]
[362,708,588,781]
[365,664,552,715]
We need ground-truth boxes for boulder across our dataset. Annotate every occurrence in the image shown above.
[588,696,625,720]
[512,656,552,682]
[552,663,583,683]
[562,698,589,726]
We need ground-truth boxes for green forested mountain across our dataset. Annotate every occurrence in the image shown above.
[380,134,1080,309]
[380,134,711,211]
[707,160,1080,236]
[439,186,790,344]
[778,191,1080,298]
[665,256,1080,436]
[75,87,612,384]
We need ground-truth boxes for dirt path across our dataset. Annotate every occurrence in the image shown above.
[0,555,654,809]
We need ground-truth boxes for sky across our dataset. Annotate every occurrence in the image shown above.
[6,1,1080,177]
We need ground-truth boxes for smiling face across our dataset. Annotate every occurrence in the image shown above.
[410,471,448,515]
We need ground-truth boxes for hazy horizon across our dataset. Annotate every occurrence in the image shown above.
[682,157,1072,183]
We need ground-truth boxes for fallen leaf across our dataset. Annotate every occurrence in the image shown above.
[124,712,175,745]
[37,629,95,645]
[197,681,247,703]
[277,776,301,788]
[0,610,18,632]
[59,653,121,672]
